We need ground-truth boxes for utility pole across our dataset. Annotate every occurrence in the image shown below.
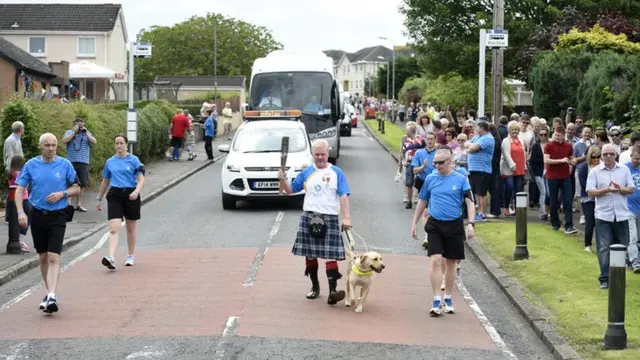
[213,19,218,98]
[491,0,505,123]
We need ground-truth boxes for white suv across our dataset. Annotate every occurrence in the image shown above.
[218,120,313,209]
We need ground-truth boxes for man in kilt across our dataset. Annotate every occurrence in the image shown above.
[278,139,352,305]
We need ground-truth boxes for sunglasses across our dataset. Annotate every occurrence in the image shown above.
[539,133,548,136]
[433,158,450,166]
[591,155,601,159]
[603,153,616,157]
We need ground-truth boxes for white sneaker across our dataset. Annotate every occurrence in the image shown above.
[443,297,455,314]
[125,255,135,266]
[102,256,116,270]
[579,216,586,225]
[585,246,592,253]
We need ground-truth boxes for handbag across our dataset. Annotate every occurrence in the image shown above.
[308,213,327,238]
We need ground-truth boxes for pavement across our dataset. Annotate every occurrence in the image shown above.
[0,128,556,359]
[0,139,230,282]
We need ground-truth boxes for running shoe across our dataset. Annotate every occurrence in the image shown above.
[102,256,116,270]
[430,299,442,316]
[125,255,135,267]
[38,295,48,310]
[44,296,58,313]
[443,297,455,314]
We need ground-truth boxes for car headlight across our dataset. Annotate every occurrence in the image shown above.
[226,164,241,172]
[292,163,310,171]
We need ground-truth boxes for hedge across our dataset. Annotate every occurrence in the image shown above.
[0,99,177,188]
[555,25,640,55]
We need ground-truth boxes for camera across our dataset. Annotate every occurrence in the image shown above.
[80,127,87,133]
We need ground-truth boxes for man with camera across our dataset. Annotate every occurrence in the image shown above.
[62,117,97,212]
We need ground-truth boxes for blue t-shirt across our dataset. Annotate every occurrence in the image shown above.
[467,134,495,174]
[63,129,93,164]
[411,147,437,180]
[16,156,77,211]
[626,162,640,214]
[419,171,472,221]
[204,116,214,137]
[102,154,143,188]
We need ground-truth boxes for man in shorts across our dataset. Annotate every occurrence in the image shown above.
[62,117,96,212]
[464,121,495,221]
[15,133,79,314]
[411,147,475,316]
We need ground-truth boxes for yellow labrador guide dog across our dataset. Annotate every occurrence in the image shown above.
[342,229,386,313]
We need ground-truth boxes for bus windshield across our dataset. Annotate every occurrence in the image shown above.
[250,72,335,133]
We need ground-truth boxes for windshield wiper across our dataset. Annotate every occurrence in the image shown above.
[243,150,280,153]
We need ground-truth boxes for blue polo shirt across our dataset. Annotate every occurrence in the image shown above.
[16,156,77,211]
[411,147,437,180]
[419,170,472,221]
[467,133,494,174]
[626,162,640,214]
[102,154,144,188]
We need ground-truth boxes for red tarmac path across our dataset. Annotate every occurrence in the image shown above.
[0,247,497,351]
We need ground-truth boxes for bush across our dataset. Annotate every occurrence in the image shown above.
[555,25,640,55]
[529,50,594,119]
[576,51,640,124]
[0,99,177,189]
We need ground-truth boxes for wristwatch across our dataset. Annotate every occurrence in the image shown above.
[63,190,68,198]
[96,196,102,201]
[468,222,475,228]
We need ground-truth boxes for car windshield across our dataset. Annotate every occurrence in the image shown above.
[233,127,308,153]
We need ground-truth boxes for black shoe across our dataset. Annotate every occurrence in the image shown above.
[45,297,58,313]
[305,266,320,299]
[404,201,412,209]
[326,267,344,305]
[327,290,345,305]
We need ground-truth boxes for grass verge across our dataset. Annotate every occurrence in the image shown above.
[475,222,640,359]
[364,119,404,158]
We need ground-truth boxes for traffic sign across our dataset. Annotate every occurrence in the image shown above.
[485,29,508,48]
[133,42,152,58]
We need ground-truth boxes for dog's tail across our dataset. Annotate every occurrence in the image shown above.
[342,229,357,260]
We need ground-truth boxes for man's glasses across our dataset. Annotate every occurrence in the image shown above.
[603,153,616,157]
[433,158,450,166]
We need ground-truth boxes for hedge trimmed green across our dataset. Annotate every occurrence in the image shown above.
[0,99,177,188]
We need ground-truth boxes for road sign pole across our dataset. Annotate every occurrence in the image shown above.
[478,29,486,118]
[128,42,135,154]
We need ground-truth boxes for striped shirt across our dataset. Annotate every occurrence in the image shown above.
[64,130,92,164]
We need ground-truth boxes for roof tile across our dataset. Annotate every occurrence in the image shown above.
[0,4,121,32]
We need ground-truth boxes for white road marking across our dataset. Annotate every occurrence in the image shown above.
[0,342,27,360]
[213,316,239,360]
[125,346,167,359]
[243,211,284,287]
[456,278,519,360]
[0,225,115,313]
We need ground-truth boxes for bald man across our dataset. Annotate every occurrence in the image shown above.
[15,133,80,314]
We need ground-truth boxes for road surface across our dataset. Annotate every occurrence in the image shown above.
[0,127,554,360]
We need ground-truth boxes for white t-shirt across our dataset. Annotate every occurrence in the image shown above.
[291,164,351,215]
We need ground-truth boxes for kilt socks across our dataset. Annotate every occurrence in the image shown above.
[304,257,346,305]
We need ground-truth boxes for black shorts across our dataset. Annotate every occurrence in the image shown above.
[106,187,141,221]
[469,171,491,197]
[414,177,425,193]
[72,162,89,188]
[30,207,67,254]
[424,216,466,260]
[171,136,184,148]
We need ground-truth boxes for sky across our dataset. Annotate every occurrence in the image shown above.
[4,0,411,53]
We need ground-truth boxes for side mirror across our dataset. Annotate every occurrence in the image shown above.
[218,144,230,153]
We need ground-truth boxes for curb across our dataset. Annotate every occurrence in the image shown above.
[364,121,582,360]
[361,120,401,162]
[465,240,582,360]
[0,154,226,287]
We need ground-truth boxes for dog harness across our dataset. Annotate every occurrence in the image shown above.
[351,264,374,276]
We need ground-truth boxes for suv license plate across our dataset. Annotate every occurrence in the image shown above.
[254,181,280,189]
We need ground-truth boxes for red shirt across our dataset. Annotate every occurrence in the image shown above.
[544,140,573,179]
[171,114,189,138]
[510,139,526,176]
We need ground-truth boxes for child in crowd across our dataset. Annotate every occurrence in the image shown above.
[185,111,197,161]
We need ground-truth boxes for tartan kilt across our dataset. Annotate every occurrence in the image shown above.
[292,212,345,260]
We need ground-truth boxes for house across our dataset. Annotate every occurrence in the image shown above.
[154,76,247,105]
[0,36,56,105]
[324,45,417,97]
[0,3,128,102]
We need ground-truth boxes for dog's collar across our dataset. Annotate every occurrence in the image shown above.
[351,264,374,276]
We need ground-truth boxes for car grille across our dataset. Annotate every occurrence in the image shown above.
[230,178,245,190]
[248,178,281,191]
[244,166,290,172]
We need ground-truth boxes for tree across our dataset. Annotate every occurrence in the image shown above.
[375,55,422,99]
[401,0,640,81]
[134,13,281,84]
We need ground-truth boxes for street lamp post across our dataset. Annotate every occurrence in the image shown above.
[379,36,396,121]
[376,56,388,100]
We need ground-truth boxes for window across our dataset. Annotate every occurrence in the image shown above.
[78,37,96,57]
[28,37,46,56]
